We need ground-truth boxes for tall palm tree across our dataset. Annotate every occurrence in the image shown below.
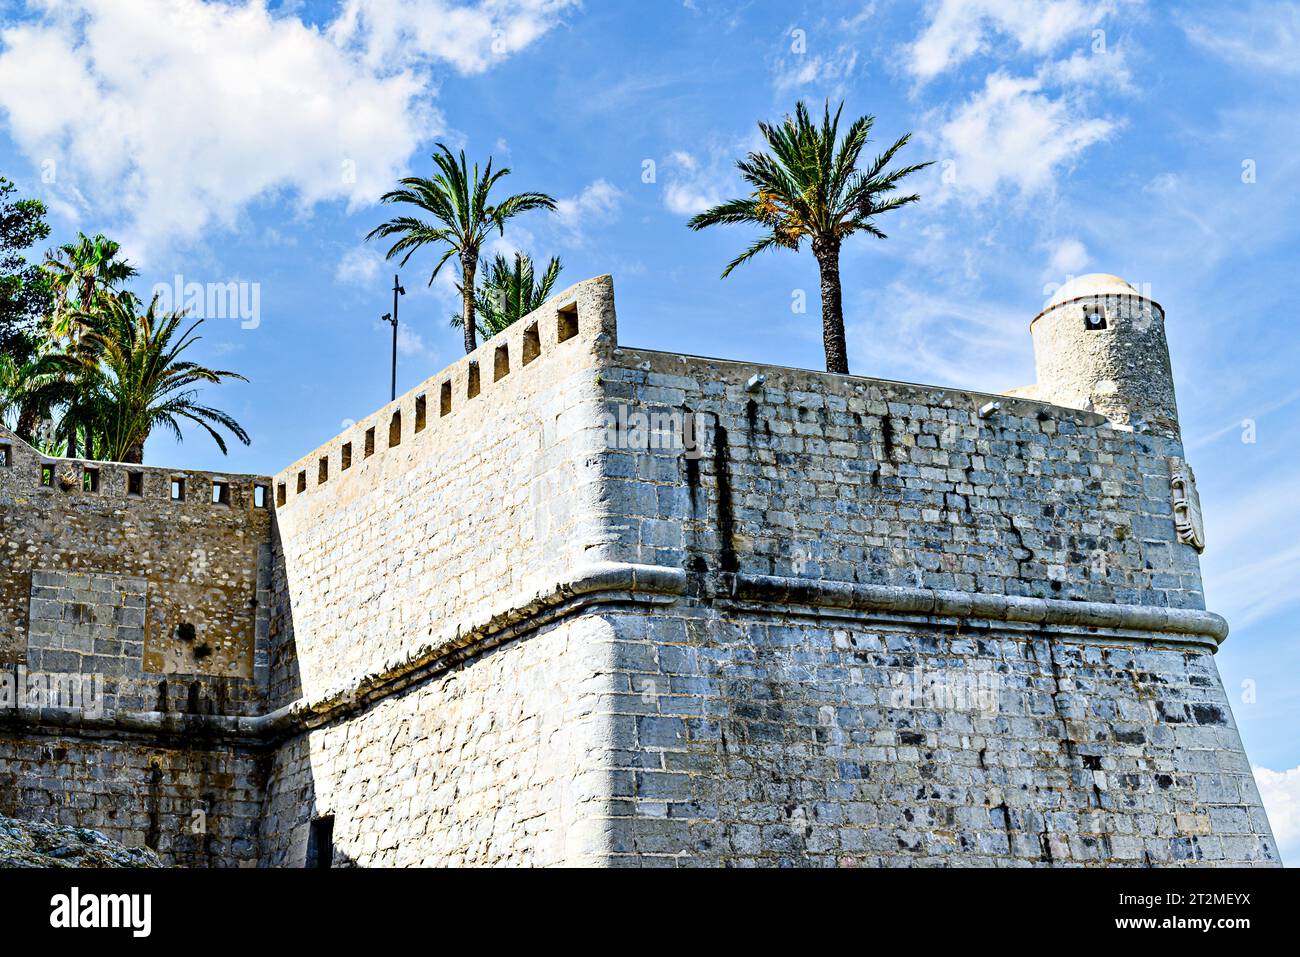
[688,101,932,375]
[43,233,138,456]
[366,144,556,355]
[43,233,138,338]
[68,296,249,463]
[452,252,562,341]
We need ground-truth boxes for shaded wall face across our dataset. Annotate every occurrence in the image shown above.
[0,734,264,867]
[597,606,1277,867]
[0,432,273,715]
[0,432,272,867]
[259,615,617,867]
[265,278,618,708]
[598,350,1205,610]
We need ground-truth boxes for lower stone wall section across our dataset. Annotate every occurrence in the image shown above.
[2,601,1278,868]
[594,605,1279,867]
[0,732,263,867]
[259,614,617,867]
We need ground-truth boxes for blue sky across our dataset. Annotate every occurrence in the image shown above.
[0,0,1296,859]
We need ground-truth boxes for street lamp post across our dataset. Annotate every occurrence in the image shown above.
[381,274,406,402]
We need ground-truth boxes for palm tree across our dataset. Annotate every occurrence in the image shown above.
[43,233,138,456]
[68,296,249,463]
[688,101,932,375]
[43,233,138,338]
[0,332,66,443]
[452,252,562,341]
[366,144,556,355]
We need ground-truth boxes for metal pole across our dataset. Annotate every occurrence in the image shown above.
[389,274,405,402]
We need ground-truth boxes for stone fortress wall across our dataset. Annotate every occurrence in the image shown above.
[0,436,272,864]
[0,272,1280,866]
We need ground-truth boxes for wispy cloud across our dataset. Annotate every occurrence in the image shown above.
[1179,1,1300,75]
[848,281,1032,391]
[770,27,859,100]
[1254,765,1299,865]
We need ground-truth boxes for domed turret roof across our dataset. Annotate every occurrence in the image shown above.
[1045,273,1140,310]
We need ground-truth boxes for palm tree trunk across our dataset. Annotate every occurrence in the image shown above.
[16,403,38,445]
[461,254,478,354]
[814,237,850,375]
[123,440,144,464]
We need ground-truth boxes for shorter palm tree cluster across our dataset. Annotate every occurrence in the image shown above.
[0,233,249,463]
[451,251,563,342]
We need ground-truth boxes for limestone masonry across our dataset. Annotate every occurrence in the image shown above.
[0,273,1279,866]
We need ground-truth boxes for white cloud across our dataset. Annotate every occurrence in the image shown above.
[335,246,387,285]
[1254,766,1300,864]
[555,179,624,231]
[330,0,577,75]
[1180,2,1300,75]
[1046,237,1089,277]
[395,322,434,358]
[660,149,737,218]
[932,72,1118,201]
[909,0,1120,81]
[1038,48,1133,91]
[0,0,572,263]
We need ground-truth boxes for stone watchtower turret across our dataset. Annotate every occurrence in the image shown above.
[1029,273,1180,437]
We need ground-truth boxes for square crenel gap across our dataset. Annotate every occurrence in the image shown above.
[557,302,578,342]
[522,322,541,365]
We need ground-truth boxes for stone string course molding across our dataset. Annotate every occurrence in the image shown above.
[3,561,1228,747]
[723,573,1229,648]
[0,272,1279,866]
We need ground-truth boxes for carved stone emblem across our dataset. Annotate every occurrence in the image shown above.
[1169,457,1205,552]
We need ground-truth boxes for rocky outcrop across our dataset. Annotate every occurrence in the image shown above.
[0,815,162,868]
